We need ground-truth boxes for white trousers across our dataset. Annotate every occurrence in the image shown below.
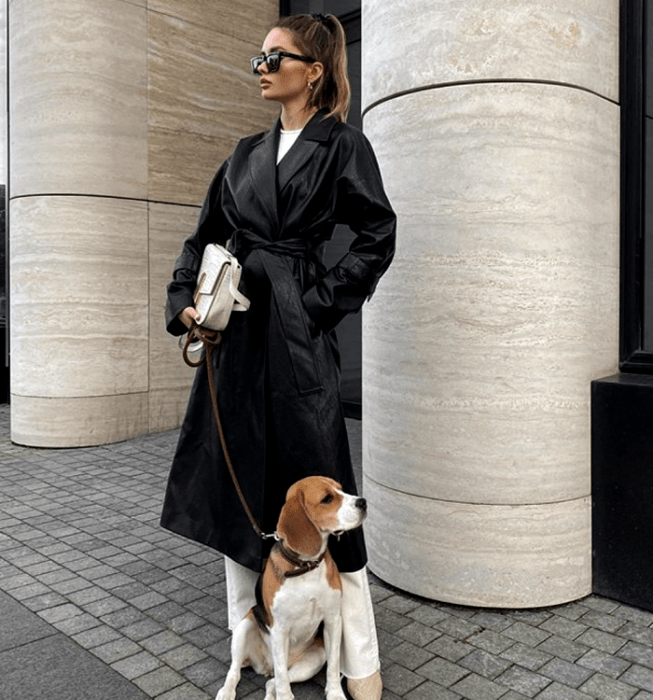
[224,556,380,680]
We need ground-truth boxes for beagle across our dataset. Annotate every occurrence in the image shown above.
[216,476,367,700]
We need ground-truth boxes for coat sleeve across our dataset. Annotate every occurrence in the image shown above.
[301,128,396,333]
[165,159,231,336]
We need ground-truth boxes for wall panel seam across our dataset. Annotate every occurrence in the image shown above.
[8,193,201,209]
[364,475,591,507]
[362,78,619,119]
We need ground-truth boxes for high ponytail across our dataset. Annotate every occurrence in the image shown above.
[275,13,351,123]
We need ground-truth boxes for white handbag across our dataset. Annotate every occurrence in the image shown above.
[193,243,250,331]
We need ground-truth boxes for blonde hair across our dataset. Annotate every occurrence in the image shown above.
[275,13,350,123]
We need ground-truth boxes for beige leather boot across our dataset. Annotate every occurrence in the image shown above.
[346,670,383,700]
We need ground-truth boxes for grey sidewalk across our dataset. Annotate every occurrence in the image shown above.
[2,405,653,700]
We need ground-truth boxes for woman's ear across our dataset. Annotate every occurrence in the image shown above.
[308,61,324,85]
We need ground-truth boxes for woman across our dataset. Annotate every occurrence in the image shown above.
[161,13,396,700]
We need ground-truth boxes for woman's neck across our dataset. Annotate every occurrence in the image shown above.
[280,102,317,131]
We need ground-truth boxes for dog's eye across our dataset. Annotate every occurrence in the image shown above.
[321,494,334,505]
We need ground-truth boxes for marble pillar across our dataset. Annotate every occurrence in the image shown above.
[9,0,277,446]
[361,1,620,606]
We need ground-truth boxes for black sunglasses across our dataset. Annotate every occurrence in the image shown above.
[250,51,315,75]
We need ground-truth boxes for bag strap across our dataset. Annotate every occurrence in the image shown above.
[182,324,276,540]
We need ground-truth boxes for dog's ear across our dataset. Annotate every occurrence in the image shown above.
[277,484,323,557]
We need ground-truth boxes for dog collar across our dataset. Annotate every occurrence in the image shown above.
[276,539,326,578]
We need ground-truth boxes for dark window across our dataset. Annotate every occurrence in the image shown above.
[622,0,653,370]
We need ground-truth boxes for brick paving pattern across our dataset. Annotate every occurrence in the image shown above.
[1,404,653,699]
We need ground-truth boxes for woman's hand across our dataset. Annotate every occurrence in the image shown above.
[179,307,201,329]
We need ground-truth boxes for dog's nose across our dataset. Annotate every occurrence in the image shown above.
[356,497,367,511]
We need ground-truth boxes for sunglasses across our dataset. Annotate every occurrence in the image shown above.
[250,51,315,75]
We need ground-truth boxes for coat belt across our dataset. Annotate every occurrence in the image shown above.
[230,229,324,396]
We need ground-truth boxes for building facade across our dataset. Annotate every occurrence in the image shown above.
[6,1,644,609]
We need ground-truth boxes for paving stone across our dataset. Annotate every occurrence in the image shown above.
[416,657,470,687]
[535,681,594,698]
[405,680,461,700]
[155,682,212,699]
[382,663,428,695]
[72,624,123,649]
[577,647,632,679]
[539,617,588,641]
[619,623,653,647]
[396,621,442,647]
[459,648,512,679]
[575,628,627,654]
[500,641,553,671]
[540,657,595,688]
[133,665,186,695]
[554,603,591,622]
[169,611,206,634]
[495,665,551,697]
[450,672,506,700]
[537,635,590,662]
[468,610,514,632]
[161,643,209,671]
[425,635,472,662]
[435,617,482,641]
[375,606,414,634]
[407,605,451,627]
[111,649,163,680]
[382,594,422,615]
[579,609,627,634]
[121,618,166,642]
[183,623,229,649]
[503,622,552,647]
[614,605,653,628]
[82,595,129,617]
[619,641,653,669]
[51,612,101,636]
[140,630,186,655]
[468,628,515,654]
[182,656,228,688]
[22,591,68,612]
[582,596,620,614]
[91,637,143,664]
[509,610,553,626]
[622,665,653,694]
[37,602,84,624]
[579,673,638,700]
[387,641,435,671]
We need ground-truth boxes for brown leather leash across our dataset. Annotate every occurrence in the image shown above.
[182,323,276,541]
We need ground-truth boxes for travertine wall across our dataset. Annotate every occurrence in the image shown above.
[8,0,277,446]
[362,1,620,606]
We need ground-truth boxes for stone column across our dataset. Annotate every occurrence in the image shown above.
[8,0,276,446]
[361,2,620,606]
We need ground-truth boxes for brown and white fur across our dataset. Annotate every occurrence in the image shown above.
[216,476,367,700]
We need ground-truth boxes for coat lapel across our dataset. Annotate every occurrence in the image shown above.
[248,118,281,232]
[277,110,337,195]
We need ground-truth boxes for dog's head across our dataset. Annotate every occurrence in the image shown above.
[276,476,367,557]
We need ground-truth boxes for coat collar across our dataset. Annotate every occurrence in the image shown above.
[248,109,338,231]
[278,109,337,194]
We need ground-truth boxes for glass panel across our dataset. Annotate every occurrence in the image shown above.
[643,3,653,351]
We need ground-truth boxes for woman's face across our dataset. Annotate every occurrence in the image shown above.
[257,28,317,108]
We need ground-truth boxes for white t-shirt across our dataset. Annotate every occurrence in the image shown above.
[277,128,303,164]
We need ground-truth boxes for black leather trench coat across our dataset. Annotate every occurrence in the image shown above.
[160,110,396,573]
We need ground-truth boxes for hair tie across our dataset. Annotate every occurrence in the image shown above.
[312,13,333,30]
